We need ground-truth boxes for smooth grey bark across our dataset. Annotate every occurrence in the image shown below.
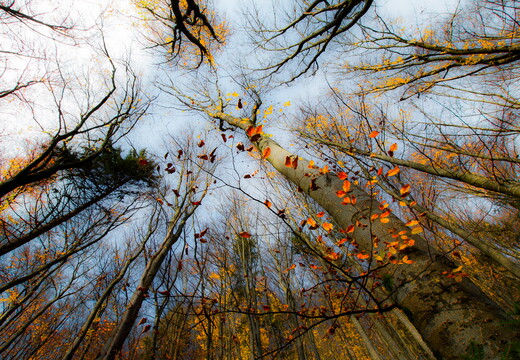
[210,111,519,359]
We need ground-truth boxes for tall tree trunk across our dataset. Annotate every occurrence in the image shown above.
[211,111,519,359]
[98,206,197,359]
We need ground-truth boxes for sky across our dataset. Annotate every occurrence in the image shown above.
[0,0,460,159]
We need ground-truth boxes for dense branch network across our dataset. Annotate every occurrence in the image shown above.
[252,0,373,81]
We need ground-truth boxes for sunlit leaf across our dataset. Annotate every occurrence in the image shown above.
[337,238,348,246]
[411,227,423,234]
[369,131,380,138]
[337,171,348,180]
[342,180,351,193]
[261,147,271,159]
[322,222,333,231]
[406,220,419,227]
[319,165,329,174]
[387,167,400,177]
[286,264,296,272]
[401,255,414,264]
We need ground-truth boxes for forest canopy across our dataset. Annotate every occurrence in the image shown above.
[0,1,519,359]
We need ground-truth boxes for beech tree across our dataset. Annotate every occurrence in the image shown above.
[161,69,517,357]
[3,0,520,359]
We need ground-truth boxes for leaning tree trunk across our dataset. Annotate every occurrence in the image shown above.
[98,205,197,360]
[210,111,519,360]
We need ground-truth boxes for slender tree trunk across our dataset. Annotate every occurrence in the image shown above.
[211,112,519,359]
[98,207,196,359]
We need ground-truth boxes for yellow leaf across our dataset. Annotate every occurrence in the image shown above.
[387,167,400,177]
[322,222,333,231]
[283,101,291,106]
[411,227,423,234]
[406,220,419,227]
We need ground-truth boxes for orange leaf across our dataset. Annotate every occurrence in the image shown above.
[261,147,271,159]
[380,218,390,223]
[264,200,272,208]
[342,180,351,193]
[316,212,325,217]
[357,253,370,259]
[369,131,380,138]
[286,264,296,272]
[389,143,398,152]
[337,171,348,180]
[336,190,347,198]
[307,218,319,230]
[341,196,351,205]
[319,165,329,174]
[337,238,348,246]
[405,220,419,227]
[400,184,411,195]
[380,210,391,218]
[246,125,263,137]
[325,252,341,261]
[346,225,355,233]
[322,222,333,231]
[387,167,400,177]
[401,255,415,264]
[239,231,251,238]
